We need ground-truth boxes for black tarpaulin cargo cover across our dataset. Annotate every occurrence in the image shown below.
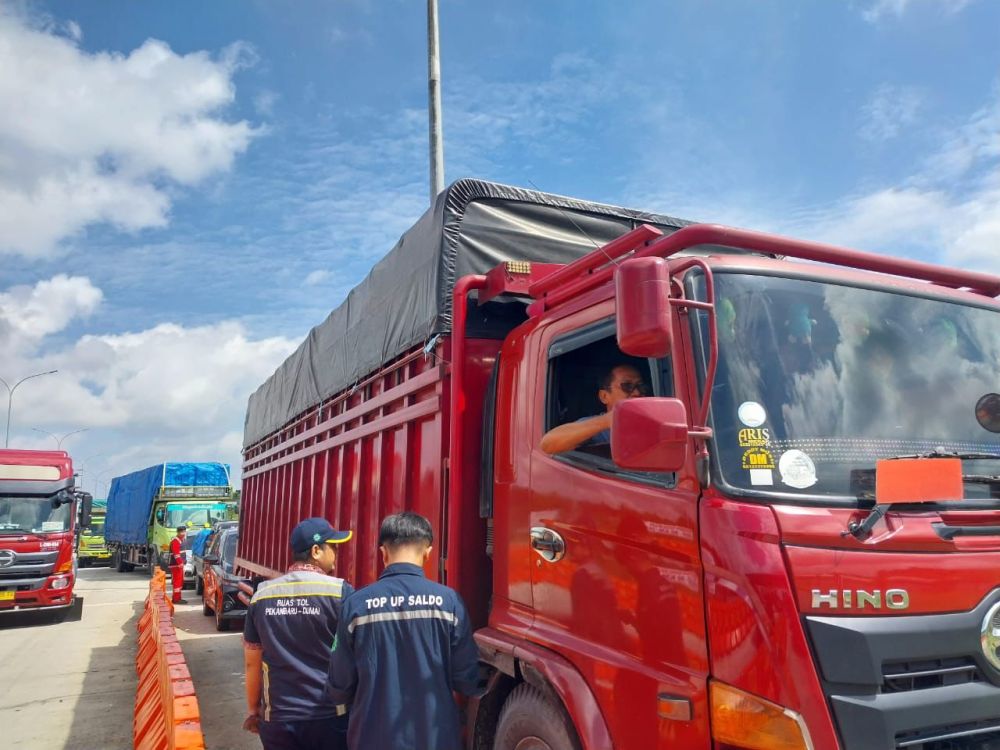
[244,178,693,447]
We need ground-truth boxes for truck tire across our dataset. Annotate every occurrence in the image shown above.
[115,550,127,573]
[195,574,203,595]
[494,684,582,750]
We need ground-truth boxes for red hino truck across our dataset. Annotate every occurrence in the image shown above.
[0,449,92,619]
[237,180,1000,750]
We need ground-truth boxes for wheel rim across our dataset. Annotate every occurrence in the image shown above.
[513,737,552,750]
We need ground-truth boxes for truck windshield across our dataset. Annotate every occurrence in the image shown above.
[0,496,72,534]
[164,503,230,529]
[694,272,1000,503]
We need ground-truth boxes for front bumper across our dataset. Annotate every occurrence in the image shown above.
[0,575,76,612]
[79,549,111,560]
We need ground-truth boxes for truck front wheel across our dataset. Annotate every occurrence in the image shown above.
[494,684,581,750]
[114,550,127,573]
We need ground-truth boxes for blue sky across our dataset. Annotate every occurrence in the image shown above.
[1,0,998,488]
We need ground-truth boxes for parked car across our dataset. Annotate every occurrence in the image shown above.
[201,527,248,631]
[192,520,238,594]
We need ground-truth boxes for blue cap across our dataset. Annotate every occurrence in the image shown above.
[290,517,352,553]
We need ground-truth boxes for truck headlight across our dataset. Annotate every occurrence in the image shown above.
[50,577,71,590]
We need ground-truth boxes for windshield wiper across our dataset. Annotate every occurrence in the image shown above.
[890,448,1000,461]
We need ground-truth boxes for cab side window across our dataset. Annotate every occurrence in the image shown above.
[544,318,674,484]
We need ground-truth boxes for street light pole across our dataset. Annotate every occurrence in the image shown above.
[427,0,445,201]
[0,370,59,448]
[31,427,89,450]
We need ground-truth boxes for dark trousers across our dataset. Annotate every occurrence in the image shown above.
[259,715,349,750]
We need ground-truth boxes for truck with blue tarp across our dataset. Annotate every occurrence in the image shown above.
[106,462,236,581]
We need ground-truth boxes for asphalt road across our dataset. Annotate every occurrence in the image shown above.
[0,566,256,750]
[0,566,142,749]
[173,588,257,750]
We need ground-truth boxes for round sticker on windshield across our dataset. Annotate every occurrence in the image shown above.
[975,393,1000,434]
[779,450,817,489]
[738,402,767,427]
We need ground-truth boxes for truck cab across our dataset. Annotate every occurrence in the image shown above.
[151,490,236,581]
[0,449,92,617]
[479,226,1000,749]
[77,510,109,567]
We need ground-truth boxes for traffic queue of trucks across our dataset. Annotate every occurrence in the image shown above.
[105,462,236,582]
[237,180,1000,750]
[0,449,92,619]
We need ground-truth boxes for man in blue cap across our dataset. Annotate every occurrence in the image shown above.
[243,517,353,750]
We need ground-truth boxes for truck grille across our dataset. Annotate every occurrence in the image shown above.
[896,719,1000,748]
[883,658,984,693]
[805,590,1000,750]
[0,549,57,588]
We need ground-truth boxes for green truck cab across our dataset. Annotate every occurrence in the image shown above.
[151,490,238,559]
[77,511,110,567]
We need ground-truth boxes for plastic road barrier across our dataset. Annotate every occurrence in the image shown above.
[134,569,206,750]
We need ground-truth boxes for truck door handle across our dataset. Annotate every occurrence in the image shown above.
[530,527,566,563]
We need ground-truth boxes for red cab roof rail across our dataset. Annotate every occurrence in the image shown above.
[528,223,1000,314]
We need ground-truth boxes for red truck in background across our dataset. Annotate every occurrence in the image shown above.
[237,180,1000,750]
[0,449,93,620]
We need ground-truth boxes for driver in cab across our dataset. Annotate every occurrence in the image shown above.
[540,364,648,454]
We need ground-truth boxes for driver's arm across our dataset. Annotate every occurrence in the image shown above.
[540,413,612,454]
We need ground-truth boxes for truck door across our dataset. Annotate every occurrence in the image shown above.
[526,302,709,748]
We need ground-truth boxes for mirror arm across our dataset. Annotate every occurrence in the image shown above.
[667,257,719,436]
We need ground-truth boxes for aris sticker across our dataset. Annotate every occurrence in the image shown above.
[742,447,775,470]
[738,402,767,427]
[738,428,771,448]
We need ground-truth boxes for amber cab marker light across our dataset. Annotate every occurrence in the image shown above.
[710,680,813,750]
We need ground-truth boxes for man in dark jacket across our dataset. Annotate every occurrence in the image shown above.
[327,511,480,750]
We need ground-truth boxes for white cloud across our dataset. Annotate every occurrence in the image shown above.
[304,269,332,286]
[0,274,102,349]
[862,0,974,22]
[2,275,297,484]
[0,8,259,257]
[860,85,923,141]
[798,90,1000,274]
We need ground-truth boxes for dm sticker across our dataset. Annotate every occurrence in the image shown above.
[738,401,767,428]
[779,449,818,489]
[742,447,775,471]
[738,428,771,448]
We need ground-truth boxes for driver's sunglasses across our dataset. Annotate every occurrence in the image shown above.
[618,380,649,395]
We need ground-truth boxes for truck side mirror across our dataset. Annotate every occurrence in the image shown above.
[611,398,689,472]
[76,491,93,528]
[615,256,673,358]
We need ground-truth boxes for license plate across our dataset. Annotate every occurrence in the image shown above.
[0,591,14,601]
